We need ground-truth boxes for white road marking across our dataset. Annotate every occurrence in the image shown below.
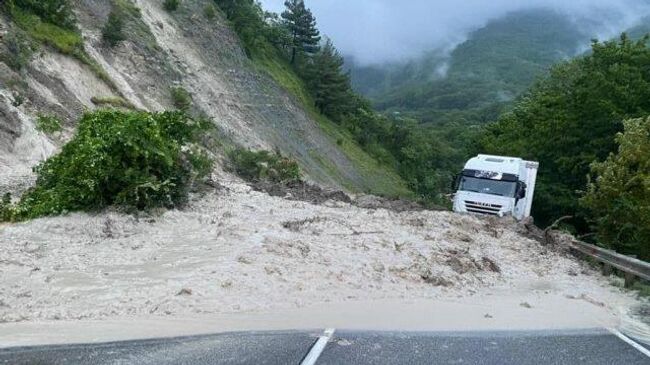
[301,328,336,365]
[608,328,650,358]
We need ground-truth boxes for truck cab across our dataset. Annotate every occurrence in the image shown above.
[452,155,539,221]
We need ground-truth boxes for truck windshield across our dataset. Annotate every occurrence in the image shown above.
[459,176,517,197]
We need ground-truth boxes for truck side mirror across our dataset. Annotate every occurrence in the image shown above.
[451,174,460,191]
[516,182,527,199]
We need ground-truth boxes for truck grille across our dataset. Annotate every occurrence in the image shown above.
[464,201,503,216]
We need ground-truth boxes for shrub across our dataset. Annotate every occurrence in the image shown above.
[8,0,77,30]
[163,0,180,12]
[203,4,216,19]
[0,193,12,221]
[102,10,126,47]
[581,117,650,261]
[36,114,63,134]
[3,110,211,221]
[0,30,33,70]
[11,92,25,107]
[8,5,83,55]
[229,149,301,183]
[170,87,192,111]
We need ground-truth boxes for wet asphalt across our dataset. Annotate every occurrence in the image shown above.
[0,328,648,365]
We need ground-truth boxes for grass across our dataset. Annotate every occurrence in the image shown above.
[10,7,83,55]
[249,47,408,194]
[114,0,142,18]
[248,44,411,197]
[35,114,63,134]
[170,87,192,111]
[630,281,650,299]
[9,6,120,93]
[91,96,136,110]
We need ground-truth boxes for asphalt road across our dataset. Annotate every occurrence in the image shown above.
[0,329,648,365]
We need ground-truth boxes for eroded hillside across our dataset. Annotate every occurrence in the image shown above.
[0,0,408,198]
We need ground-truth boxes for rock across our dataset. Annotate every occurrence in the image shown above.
[236,255,253,264]
[177,288,193,296]
[519,302,533,309]
[221,280,233,288]
[482,257,501,273]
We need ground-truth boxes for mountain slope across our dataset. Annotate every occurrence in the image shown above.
[350,9,590,125]
[0,0,409,198]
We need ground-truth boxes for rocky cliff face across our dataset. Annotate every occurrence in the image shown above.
[0,0,407,197]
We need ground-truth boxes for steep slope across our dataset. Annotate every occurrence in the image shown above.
[0,0,409,198]
[350,9,590,124]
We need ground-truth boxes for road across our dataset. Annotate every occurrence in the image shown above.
[0,329,648,365]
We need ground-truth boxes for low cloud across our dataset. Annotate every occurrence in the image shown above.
[259,0,650,65]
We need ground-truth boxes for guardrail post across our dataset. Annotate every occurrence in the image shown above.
[624,272,636,288]
[602,263,613,276]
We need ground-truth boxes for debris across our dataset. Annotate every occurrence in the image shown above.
[482,257,501,273]
[336,338,353,346]
[282,217,326,232]
[565,294,605,307]
[177,288,193,296]
[520,302,532,309]
[236,256,253,264]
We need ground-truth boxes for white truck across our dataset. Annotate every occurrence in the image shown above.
[452,155,539,221]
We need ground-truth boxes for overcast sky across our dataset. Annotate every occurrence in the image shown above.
[258,0,650,65]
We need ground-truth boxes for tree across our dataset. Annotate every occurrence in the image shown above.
[213,0,266,56]
[163,0,180,12]
[281,0,320,64]
[581,117,650,260]
[306,40,353,120]
[478,34,650,227]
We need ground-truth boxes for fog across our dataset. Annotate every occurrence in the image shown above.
[258,0,650,65]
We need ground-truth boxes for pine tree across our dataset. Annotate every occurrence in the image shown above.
[281,0,321,64]
[307,39,353,120]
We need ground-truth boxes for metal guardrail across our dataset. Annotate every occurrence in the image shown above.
[568,240,650,286]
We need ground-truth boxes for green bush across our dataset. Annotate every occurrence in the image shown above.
[36,114,63,134]
[102,9,126,47]
[203,4,216,19]
[0,30,34,70]
[581,117,650,261]
[163,0,180,12]
[170,87,192,111]
[2,110,211,221]
[0,193,12,221]
[8,6,83,55]
[229,149,301,183]
[11,92,24,107]
[8,0,77,30]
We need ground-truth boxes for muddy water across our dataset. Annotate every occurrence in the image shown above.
[0,181,641,338]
